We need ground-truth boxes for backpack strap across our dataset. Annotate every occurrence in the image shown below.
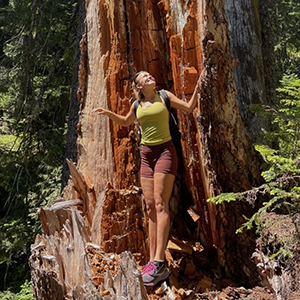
[133,99,139,116]
[158,89,171,111]
[134,90,170,116]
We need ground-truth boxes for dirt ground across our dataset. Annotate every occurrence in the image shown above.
[148,286,276,300]
[145,210,300,299]
[87,210,300,300]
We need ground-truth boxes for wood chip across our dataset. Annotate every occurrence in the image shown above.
[187,206,200,222]
[167,238,193,255]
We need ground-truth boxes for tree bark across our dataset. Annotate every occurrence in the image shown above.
[258,0,276,106]
[224,0,276,143]
[30,0,268,297]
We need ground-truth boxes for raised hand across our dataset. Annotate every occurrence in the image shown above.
[92,107,111,116]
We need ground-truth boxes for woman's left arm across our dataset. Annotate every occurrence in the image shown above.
[166,83,200,113]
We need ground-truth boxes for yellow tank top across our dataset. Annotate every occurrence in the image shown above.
[136,98,171,146]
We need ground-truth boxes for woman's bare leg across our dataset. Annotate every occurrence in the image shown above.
[140,176,156,261]
[153,172,175,261]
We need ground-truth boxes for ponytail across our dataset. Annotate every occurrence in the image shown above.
[132,71,146,102]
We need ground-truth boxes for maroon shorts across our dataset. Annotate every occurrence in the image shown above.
[140,140,178,178]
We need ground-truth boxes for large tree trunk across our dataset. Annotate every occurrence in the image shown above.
[225,0,276,139]
[30,0,267,298]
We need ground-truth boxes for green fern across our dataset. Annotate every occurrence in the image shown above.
[222,75,300,239]
[207,192,242,204]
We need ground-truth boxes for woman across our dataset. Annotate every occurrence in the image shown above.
[93,71,200,286]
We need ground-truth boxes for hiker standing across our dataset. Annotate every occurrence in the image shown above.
[93,71,200,286]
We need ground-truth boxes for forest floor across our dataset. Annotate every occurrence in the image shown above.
[87,209,300,299]
[143,210,300,299]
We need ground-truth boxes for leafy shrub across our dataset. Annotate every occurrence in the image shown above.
[0,280,33,300]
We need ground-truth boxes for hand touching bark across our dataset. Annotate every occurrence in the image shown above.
[92,107,111,116]
[92,105,136,127]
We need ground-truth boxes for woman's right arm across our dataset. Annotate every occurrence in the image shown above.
[93,102,136,127]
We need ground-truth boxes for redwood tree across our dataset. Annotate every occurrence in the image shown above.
[30,0,268,298]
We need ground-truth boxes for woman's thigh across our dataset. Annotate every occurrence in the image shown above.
[154,141,178,177]
[141,177,154,207]
[140,141,178,178]
[153,173,175,206]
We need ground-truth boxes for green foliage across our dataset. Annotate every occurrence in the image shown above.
[0,0,78,293]
[0,280,33,300]
[207,193,242,205]
[210,73,300,263]
[235,183,300,234]
[274,0,300,80]
[200,2,300,266]
[235,74,300,257]
[273,74,300,158]
[252,74,300,160]
[269,248,293,260]
[256,145,300,182]
[236,107,300,234]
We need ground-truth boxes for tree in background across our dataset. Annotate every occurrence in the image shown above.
[256,0,300,164]
[0,0,78,293]
[273,0,300,81]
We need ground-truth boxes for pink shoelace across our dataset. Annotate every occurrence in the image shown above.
[141,262,157,275]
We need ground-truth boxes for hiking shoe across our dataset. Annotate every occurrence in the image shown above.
[141,261,153,275]
[142,260,169,286]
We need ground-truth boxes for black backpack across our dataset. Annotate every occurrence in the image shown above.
[133,89,182,154]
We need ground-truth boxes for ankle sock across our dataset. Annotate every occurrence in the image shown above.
[153,260,165,267]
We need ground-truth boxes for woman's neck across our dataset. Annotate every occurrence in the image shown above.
[142,88,156,102]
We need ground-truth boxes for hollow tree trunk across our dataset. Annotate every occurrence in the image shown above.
[30,0,266,298]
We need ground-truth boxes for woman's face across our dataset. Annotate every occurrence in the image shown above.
[136,72,156,89]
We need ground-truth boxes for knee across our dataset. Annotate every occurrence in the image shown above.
[146,202,155,216]
[155,195,167,213]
